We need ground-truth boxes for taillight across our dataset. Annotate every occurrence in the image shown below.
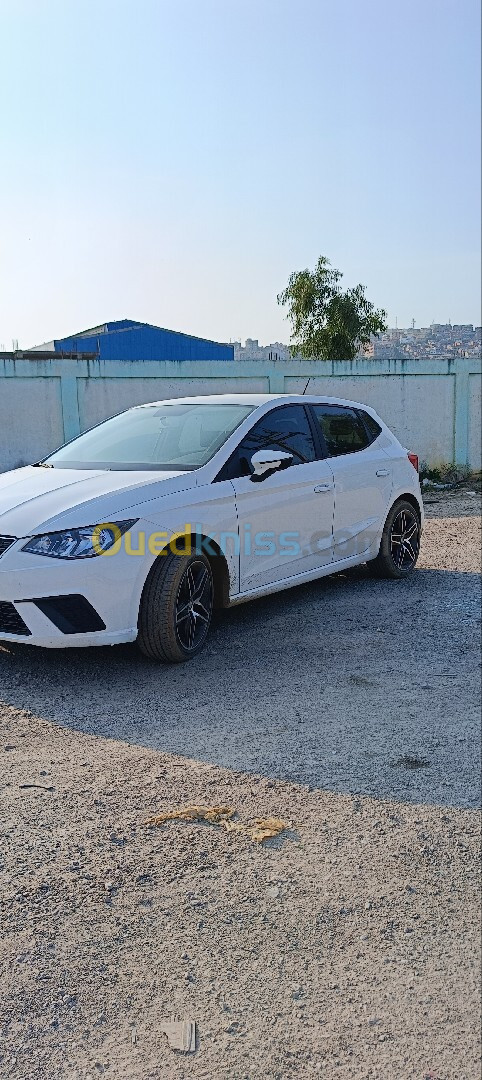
[408,452,419,472]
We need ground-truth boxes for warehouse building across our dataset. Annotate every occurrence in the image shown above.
[30,319,234,362]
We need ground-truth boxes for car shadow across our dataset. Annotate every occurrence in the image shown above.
[0,566,480,810]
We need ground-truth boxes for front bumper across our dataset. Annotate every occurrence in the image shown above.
[0,538,147,648]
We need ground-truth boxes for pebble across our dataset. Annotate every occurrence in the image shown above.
[266,885,280,900]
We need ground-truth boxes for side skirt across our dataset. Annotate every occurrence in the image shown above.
[227,544,379,607]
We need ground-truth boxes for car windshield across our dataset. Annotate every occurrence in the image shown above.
[45,403,255,470]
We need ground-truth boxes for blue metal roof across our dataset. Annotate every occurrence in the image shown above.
[54,320,234,361]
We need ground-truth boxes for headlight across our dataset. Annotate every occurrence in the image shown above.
[21,520,138,560]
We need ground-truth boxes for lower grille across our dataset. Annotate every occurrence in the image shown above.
[0,536,17,558]
[32,595,106,634]
[0,601,31,636]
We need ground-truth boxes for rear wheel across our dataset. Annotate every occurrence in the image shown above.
[137,552,214,662]
[369,499,421,579]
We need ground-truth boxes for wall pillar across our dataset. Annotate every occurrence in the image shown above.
[60,375,81,443]
[268,368,286,393]
[454,369,470,466]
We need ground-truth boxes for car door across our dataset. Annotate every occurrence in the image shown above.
[310,404,393,563]
[215,404,335,592]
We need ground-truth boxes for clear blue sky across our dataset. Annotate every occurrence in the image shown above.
[1,0,480,348]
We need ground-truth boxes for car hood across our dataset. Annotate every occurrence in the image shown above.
[0,465,194,536]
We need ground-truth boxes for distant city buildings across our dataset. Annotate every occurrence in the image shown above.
[232,324,481,361]
[361,323,481,360]
[231,338,292,362]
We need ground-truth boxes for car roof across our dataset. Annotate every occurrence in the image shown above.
[134,392,377,412]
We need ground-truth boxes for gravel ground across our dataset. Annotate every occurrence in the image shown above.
[0,490,480,1079]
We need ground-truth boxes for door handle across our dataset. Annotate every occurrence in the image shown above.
[376,469,390,477]
[314,483,333,493]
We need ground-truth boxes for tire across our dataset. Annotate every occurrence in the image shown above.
[369,499,421,579]
[137,551,214,662]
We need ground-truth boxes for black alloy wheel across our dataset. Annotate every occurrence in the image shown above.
[175,559,213,652]
[137,551,214,662]
[389,507,420,572]
[369,498,422,579]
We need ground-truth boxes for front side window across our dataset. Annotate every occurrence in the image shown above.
[312,404,370,457]
[45,403,255,471]
[217,405,316,481]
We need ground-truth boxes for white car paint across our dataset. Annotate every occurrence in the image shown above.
[328,441,393,556]
[0,394,423,649]
[231,457,335,591]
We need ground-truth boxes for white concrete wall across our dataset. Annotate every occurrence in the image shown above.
[284,373,456,464]
[77,374,270,429]
[0,375,65,471]
[0,356,480,473]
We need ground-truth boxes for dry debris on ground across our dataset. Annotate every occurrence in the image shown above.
[145,805,289,843]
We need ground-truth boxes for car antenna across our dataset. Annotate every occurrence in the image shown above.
[302,377,311,395]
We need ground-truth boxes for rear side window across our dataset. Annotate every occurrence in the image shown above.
[312,404,370,457]
[358,410,382,443]
[216,404,316,481]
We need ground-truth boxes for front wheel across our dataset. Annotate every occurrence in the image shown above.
[369,499,421,579]
[137,552,214,662]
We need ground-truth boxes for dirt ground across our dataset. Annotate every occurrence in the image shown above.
[0,490,480,1080]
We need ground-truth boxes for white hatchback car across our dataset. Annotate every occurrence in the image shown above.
[0,394,423,662]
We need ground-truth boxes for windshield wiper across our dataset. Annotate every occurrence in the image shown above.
[32,461,53,468]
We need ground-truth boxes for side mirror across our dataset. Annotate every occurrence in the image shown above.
[250,449,293,480]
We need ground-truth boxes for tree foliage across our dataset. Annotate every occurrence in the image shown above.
[277,256,387,361]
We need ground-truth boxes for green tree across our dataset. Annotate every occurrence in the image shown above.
[277,256,387,361]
